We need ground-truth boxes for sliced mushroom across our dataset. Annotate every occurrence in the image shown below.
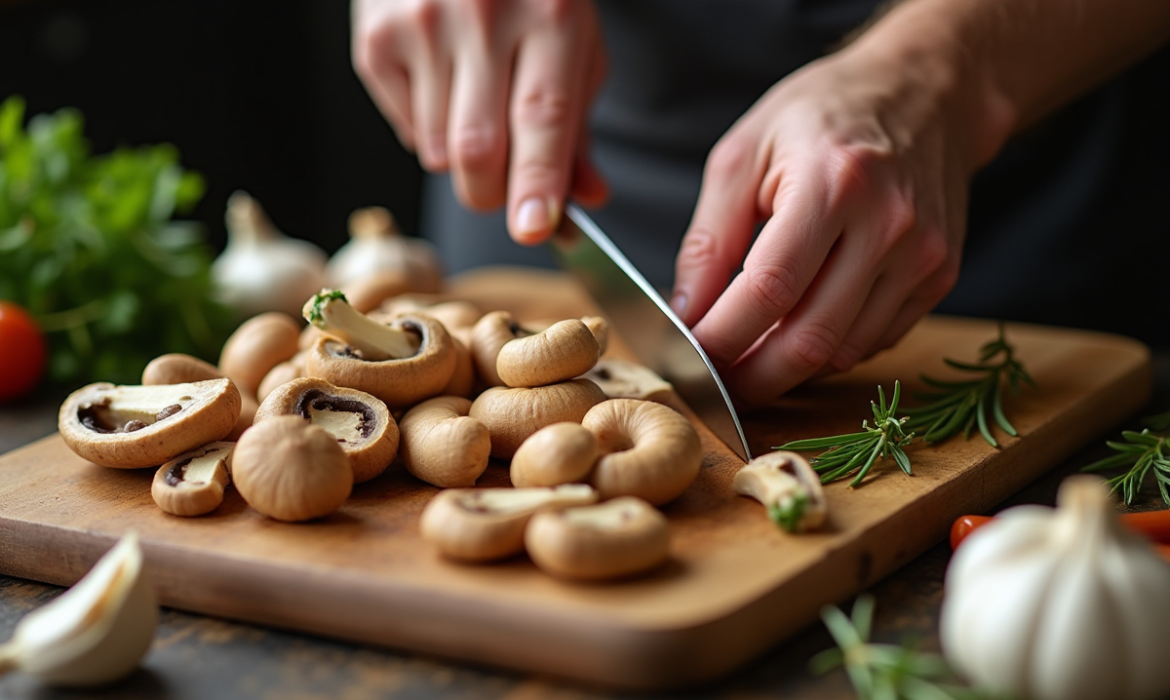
[151,442,234,517]
[419,484,597,562]
[497,319,600,388]
[59,379,241,469]
[581,399,702,506]
[232,415,353,521]
[580,358,673,401]
[254,377,399,483]
[303,292,456,408]
[218,311,302,398]
[142,353,256,441]
[399,396,490,488]
[469,379,607,459]
[732,451,827,533]
[510,422,599,488]
[525,496,670,581]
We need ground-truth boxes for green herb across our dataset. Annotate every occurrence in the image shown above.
[0,96,232,387]
[901,323,1035,448]
[305,289,347,327]
[777,382,914,487]
[1081,409,1170,505]
[811,595,988,700]
[768,492,809,533]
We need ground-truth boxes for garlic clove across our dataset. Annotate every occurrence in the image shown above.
[0,532,158,687]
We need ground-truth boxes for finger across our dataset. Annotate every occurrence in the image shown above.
[690,181,845,371]
[448,43,512,210]
[671,135,766,327]
[361,63,417,151]
[721,234,880,405]
[407,17,452,172]
[868,265,959,356]
[351,16,416,150]
[506,16,598,244]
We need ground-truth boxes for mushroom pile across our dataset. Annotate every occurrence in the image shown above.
[57,210,708,582]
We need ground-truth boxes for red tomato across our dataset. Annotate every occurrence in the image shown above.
[0,301,47,402]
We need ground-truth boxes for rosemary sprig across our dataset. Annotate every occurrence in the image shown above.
[810,595,987,700]
[1081,407,1170,505]
[901,323,1035,448]
[777,383,914,487]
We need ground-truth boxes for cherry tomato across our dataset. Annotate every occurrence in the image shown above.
[0,301,47,402]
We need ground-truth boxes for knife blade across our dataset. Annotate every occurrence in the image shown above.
[549,204,751,462]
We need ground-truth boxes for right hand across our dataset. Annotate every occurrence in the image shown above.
[351,0,610,243]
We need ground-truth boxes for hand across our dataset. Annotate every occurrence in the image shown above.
[351,0,609,243]
[671,43,980,406]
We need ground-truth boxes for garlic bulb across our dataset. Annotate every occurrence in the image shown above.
[325,206,443,293]
[941,475,1170,700]
[0,532,158,687]
[213,191,327,319]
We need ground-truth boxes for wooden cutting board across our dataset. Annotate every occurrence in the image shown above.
[0,268,1152,690]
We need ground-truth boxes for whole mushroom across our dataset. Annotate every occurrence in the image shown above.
[525,496,671,581]
[469,379,607,459]
[510,422,599,488]
[398,396,491,488]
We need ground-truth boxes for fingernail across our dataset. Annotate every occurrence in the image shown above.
[670,291,688,319]
[514,197,556,243]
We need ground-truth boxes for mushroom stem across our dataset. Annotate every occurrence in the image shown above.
[303,290,420,360]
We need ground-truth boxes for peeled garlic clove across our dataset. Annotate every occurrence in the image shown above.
[0,532,158,687]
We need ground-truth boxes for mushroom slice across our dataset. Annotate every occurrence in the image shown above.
[497,319,601,388]
[304,295,457,409]
[399,396,490,488]
[732,451,827,533]
[525,496,670,581]
[59,379,241,469]
[469,379,607,459]
[151,442,234,517]
[254,377,399,483]
[420,484,598,562]
[580,358,673,401]
[511,422,599,488]
[142,353,256,441]
[0,532,157,687]
[581,399,702,506]
[232,416,353,522]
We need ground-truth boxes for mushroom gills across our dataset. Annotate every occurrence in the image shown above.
[76,384,200,433]
[294,388,375,444]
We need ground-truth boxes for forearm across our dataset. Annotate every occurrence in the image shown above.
[847,0,1170,167]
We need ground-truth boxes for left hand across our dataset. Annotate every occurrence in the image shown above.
[670,41,984,406]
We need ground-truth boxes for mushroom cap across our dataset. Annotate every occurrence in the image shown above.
[374,295,484,333]
[254,376,399,483]
[581,316,609,356]
[469,310,524,388]
[232,415,353,521]
[510,422,600,488]
[525,496,670,581]
[497,319,600,388]
[256,351,307,402]
[59,379,242,469]
[419,484,597,562]
[141,353,222,386]
[399,396,490,488]
[732,451,827,532]
[441,335,477,398]
[304,313,456,409]
[218,312,302,397]
[469,379,607,459]
[340,271,414,314]
[581,399,702,505]
[151,441,234,517]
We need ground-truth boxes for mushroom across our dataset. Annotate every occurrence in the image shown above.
[302,290,456,409]
[254,376,399,483]
[732,451,827,533]
[59,379,241,469]
[231,415,353,521]
[581,316,609,355]
[580,358,673,401]
[340,270,414,314]
[151,442,234,517]
[218,311,302,398]
[256,350,307,402]
[496,319,601,388]
[469,379,607,459]
[581,398,702,506]
[419,484,597,562]
[525,496,670,581]
[470,310,530,387]
[141,353,257,441]
[510,422,599,488]
[325,206,444,294]
[398,396,490,488]
[441,335,477,398]
[373,295,484,335]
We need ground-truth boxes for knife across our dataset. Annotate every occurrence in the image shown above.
[549,204,752,462]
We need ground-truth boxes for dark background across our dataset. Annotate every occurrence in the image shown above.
[0,0,424,255]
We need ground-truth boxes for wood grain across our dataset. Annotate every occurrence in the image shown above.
[0,267,1152,690]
